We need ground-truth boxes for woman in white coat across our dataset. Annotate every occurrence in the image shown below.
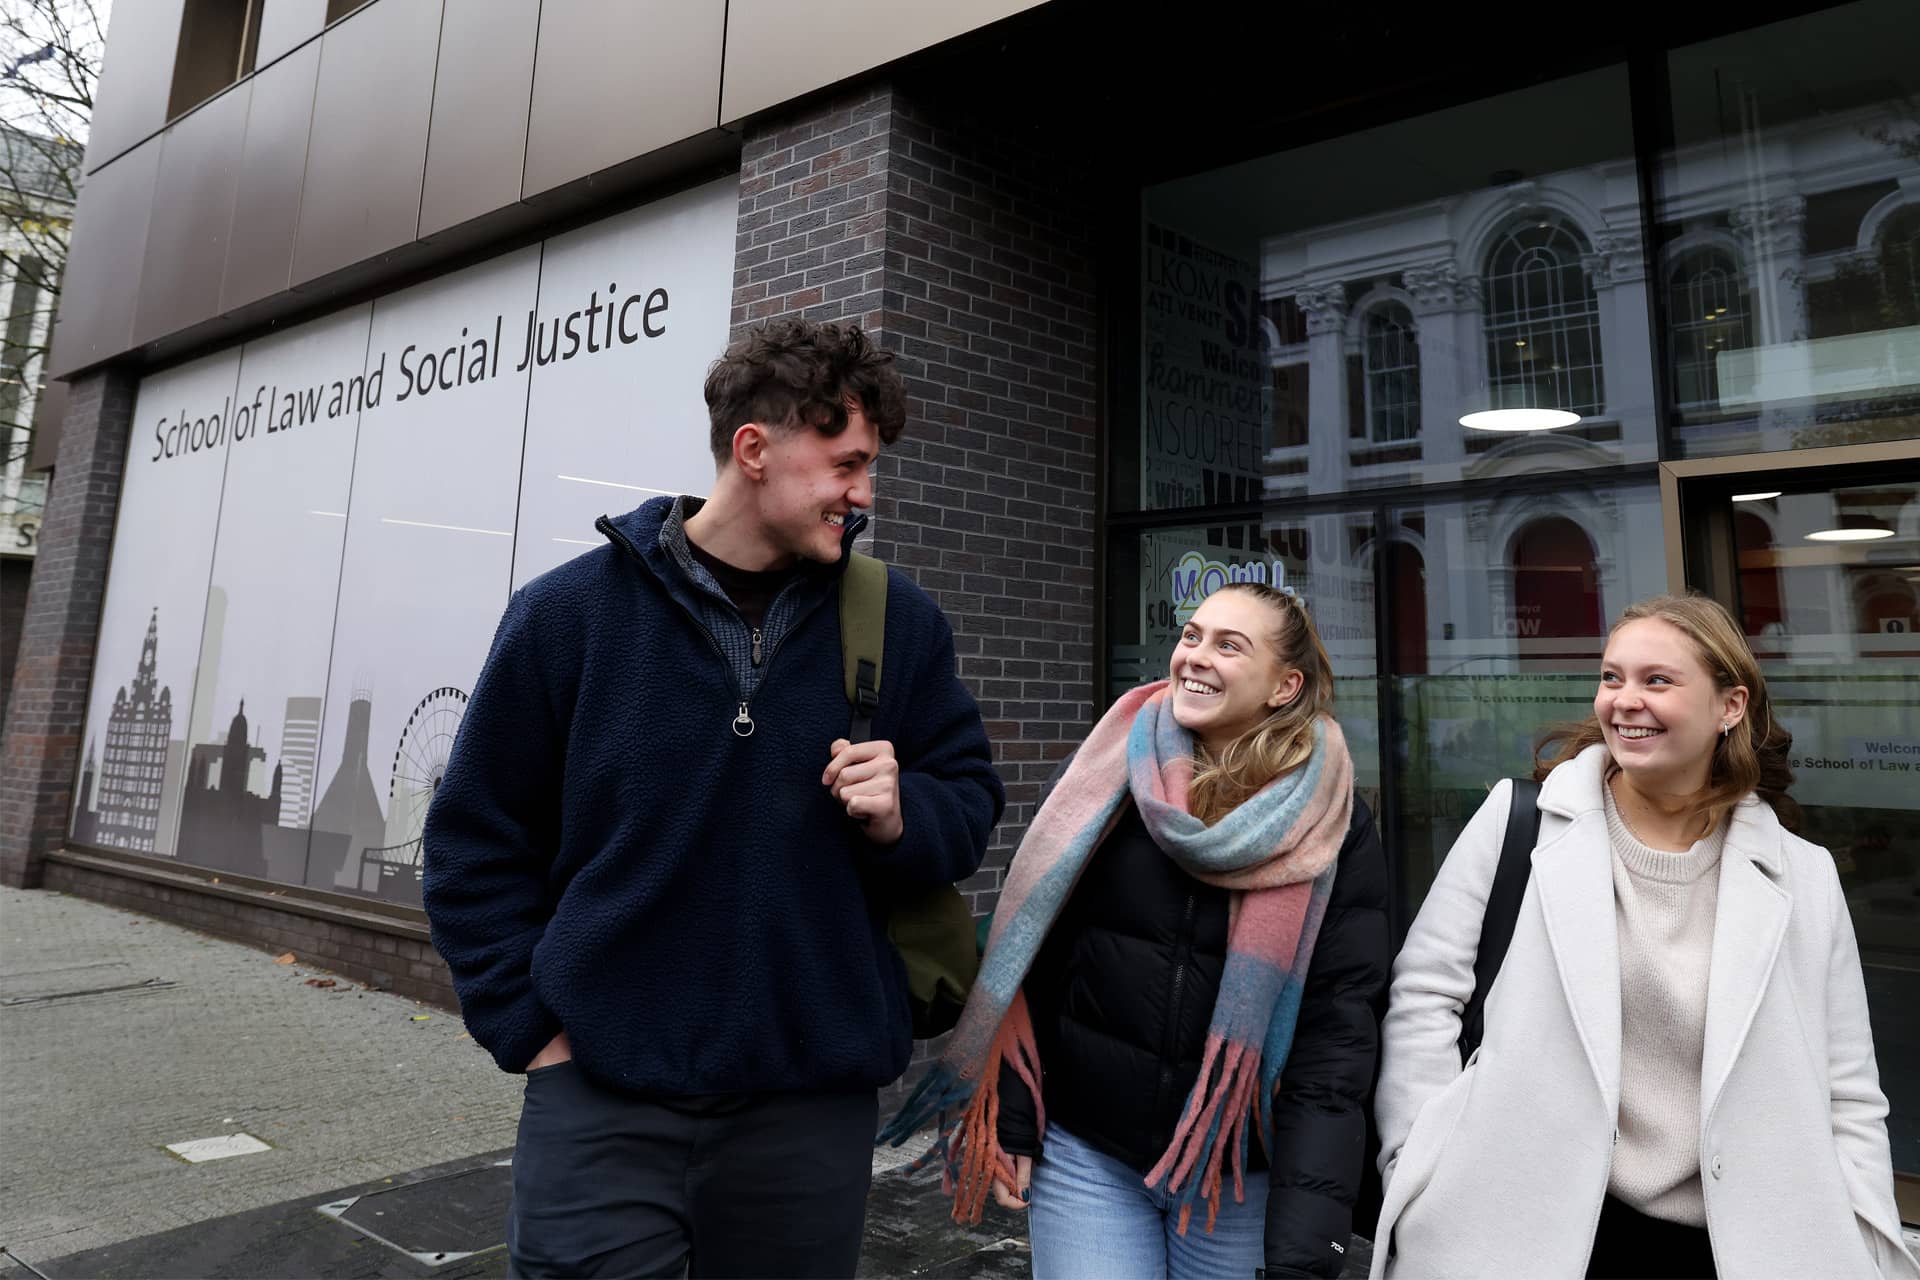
[1372,595,1917,1280]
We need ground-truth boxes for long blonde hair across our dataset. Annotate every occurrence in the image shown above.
[1534,593,1799,832]
[1187,583,1337,826]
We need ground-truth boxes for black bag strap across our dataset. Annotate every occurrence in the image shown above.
[1458,777,1541,1066]
[839,552,886,743]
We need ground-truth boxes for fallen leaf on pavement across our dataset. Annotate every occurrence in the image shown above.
[304,978,337,988]
[410,1014,431,1021]
[274,953,296,964]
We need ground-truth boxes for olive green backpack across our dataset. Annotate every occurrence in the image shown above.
[839,552,980,1040]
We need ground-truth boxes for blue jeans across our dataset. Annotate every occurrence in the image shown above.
[1027,1123,1268,1279]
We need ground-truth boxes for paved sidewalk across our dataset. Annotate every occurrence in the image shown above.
[0,886,1041,1279]
[0,886,523,1265]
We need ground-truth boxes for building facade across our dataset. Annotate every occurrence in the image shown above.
[0,0,1915,1217]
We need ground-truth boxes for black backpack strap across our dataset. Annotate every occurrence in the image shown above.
[1459,777,1541,1066]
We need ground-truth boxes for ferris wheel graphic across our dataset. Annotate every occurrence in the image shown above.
[364,686,467,883]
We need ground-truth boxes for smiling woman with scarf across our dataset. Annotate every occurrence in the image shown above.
[881,583,1389,1279]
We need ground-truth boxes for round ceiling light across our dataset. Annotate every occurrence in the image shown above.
[1458,408,1582,432]
[1805,527,1894,542]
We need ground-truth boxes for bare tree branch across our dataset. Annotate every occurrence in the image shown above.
[0,0,103,539]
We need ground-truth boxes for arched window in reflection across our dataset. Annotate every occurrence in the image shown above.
[1511,515,1601,640]
[1483,217,1605,417]
[1363,303,1421,442]
[1877,205,1920,327]
[1852,571,1919,637]
[1384,538,1428,674]
[1667,248,1753,411]
[1733,510,1783,639]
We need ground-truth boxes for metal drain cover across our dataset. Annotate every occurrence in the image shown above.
[317,1161,512,1267]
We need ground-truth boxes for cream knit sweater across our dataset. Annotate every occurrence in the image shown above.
[1602,783,1727,1227]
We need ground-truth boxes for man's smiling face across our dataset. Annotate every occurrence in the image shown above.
[753,402,877,566]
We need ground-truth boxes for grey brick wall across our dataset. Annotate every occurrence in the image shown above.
[732,84,1099,909]
[1,368,137,888]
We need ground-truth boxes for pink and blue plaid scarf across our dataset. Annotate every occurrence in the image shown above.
[879,680,1353,1233]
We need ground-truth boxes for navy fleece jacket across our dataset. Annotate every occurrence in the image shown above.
[421,497,1003,1094]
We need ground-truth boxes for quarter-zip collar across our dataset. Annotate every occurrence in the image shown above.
[595,496,866,737]
[597,494,866,611]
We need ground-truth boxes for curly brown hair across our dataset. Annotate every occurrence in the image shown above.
[702,319,907,463]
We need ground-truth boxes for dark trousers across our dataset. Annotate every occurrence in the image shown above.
[1586,1194,1716,1280]
[507,1061,879,1279]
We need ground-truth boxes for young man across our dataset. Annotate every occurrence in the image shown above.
[423,319,1003,1279]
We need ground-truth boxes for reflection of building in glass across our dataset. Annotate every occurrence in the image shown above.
[1733,487,1920,649]
[1259,174,1659,500]
[1250,109,1920,500]
[178,698,279,878]
[277,696,322,827]
[94,610,173,851]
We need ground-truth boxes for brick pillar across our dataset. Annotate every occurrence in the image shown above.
[730,84,1098,903]
[0,367,136,887]
[732,87,1097,1098]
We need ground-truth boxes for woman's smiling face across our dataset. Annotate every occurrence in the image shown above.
[1596,617,1746,791]
[1169,591,1301,755]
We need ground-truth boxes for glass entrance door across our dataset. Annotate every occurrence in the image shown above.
[1674,455,1920,1214]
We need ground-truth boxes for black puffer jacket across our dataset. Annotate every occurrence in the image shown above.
[998,793,1389,1278]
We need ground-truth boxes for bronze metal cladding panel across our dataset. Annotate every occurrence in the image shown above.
[719,0,1049,123]
[43,143,161,377]
[85,0,188,170]
[521,0,723,199]
[26,375,69,472]
[290,0,444,286]
[132,81,253,347]
[419,0,539,238]
[254,0,331,68]
[220,41,321,313]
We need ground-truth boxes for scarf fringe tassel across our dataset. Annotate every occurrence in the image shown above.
[874,993,1044,1227]
[1143,1033,1266,1235]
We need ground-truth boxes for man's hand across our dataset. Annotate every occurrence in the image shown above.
[824,738,903,845]
[990,1155,1033,1211]
[524,1030,572,1073]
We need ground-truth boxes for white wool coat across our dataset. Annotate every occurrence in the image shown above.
[1371,746,1918,1279]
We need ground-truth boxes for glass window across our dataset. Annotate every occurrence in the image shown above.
[1483,216,1605,418]
[1363,302,1421,443]
[1717,473,1920,1175]
[71,349,240,858]
[1126,66,1654,513]
[1667,248,1755,415]
[1389,479,1667,917]
[172,307,368,889]
[1657,0,1920,457]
